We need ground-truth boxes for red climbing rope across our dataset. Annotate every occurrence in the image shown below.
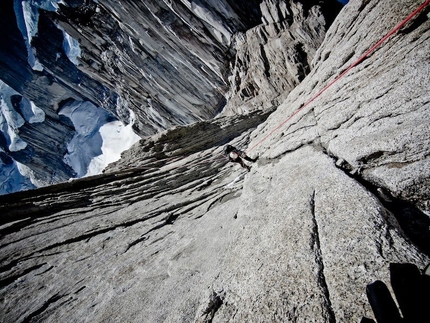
[247,0,430,153]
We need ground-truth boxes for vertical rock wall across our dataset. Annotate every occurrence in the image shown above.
[222,0,343,115]
[3,0,430,322]
[0,0,341,190]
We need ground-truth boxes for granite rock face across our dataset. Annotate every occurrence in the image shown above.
[0,0,339,190]
[222,0,342,115]
[1,0,430,322]
[251,0,430,216]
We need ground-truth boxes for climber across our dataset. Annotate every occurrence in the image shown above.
[223,144,257,171]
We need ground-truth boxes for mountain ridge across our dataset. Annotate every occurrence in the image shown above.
[1,0,430,322]
[0,0,341,193]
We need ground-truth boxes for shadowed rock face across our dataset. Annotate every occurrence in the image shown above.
[1,0,430,322]
[222,0,338,115]
[0,0,340,188]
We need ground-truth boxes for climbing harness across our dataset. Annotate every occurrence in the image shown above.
[247,0,430,153]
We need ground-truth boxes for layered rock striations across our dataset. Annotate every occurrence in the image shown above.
[223,0,342,115]
[0,0,339,192]
[1,0,430,322]
[0,111,268,323]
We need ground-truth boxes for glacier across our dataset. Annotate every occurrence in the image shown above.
[0,79,140,194]
[59,100,139,178]
[0,0,142,194]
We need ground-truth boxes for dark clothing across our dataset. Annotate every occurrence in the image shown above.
[223,145,257,171]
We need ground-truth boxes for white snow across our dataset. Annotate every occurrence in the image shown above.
[15,0,43,71]
[0,82,27,152]
[86,118,140,176]
[60,101,107,177]
[0,81,47,194]
[62,30,82,65]
[1,1,131,194]
[0,158,35,195]
[7,130,27,152]
[16,96,46,123]
[1,97,25,129]
[28,101,45,123]
[60,101,140,178]
[15,0,81,69]
[0,81,45,152]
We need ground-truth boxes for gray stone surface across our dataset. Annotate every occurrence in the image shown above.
[249,0,430,214]
[0,114,258,322]
[0,0,339,188]
[212,146,426,322]
[1,0,430,322]
[222,0,334,115]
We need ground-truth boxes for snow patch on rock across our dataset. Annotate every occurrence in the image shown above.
[0,82,27,152]
[62,30,82,65]
[60,101,140,178]
[86,117,140,177]
[15,0,81,69]
[0,156,35,195]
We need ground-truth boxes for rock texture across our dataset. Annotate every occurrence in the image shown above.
[0,112,266,323]
[222,0,342,115]
[0,0,339,189]
[1,0,430,322]
[251,0,430,216]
